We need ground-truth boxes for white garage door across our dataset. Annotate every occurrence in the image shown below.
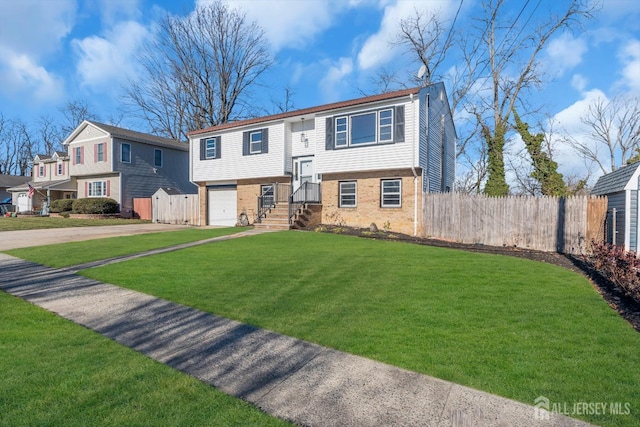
[17,193,29,213]
[208,188,237,226]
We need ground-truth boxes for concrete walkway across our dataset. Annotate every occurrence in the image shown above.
[0,232,592,426]
[0,223,190,251]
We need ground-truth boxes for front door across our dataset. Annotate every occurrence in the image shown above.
[293,157,315,191]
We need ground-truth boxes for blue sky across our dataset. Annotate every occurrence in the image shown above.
[1,0,639,184]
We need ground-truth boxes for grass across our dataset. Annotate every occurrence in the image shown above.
[0,291,289,426]
[70,231,639,427]
[5,227,248,268]
[0,216,149,231]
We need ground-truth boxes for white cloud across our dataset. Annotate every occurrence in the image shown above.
[571,74,588,92]
[0,0,76,58]
[617,39,640,94]
[357,0,456,71]
[98,0,142,26]
[0,0,75,103]
[544,33,587,77]
[213,0,341,51]
[0,47,64,103]
[319,57,354,102]
[72,21,150,91]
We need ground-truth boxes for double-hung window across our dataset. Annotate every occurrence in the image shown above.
[339,181,357,207]
[242,129,268,155]
[75,147,83,165]
[154,149,163,168]
[378,109,393,142]
[250,131,262,154]
[38,165,45,177]
[335,117,348,147]
[88,181,107,197]
[205,138,216,159]
[121,143,131,163]
[57,163,63,175]
[381,179,401,207]
[96,143,105,162]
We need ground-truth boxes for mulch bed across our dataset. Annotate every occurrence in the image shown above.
[306,225,640,332]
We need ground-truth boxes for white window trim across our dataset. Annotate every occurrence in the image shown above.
[75,147,82,165]
[378,108,394,143]
[349,111,377,146]
[334,107,398,148]
[249,131,262,154]
[205,138,216,159]
[381,179,402,208]
[88,181,107,197]
[38,165,45,177]
[154,149,163,168]
[121,143,131,163]
[339,181,357,208]
[335,116,348,148]
[97,143,105,162]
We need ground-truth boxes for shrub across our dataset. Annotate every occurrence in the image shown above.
[588,241,640,303]
[50,199,74,213]
[72,198,120,214]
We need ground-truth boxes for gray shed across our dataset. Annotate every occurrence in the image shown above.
[591,162,640,252]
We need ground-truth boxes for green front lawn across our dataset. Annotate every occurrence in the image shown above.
[0,292,289,426]
[0,216,149,231]
[5,227,248,268]
[75,231,639,427]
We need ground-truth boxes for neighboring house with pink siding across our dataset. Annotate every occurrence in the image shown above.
[188,84,456,235]
[9,121,195,215]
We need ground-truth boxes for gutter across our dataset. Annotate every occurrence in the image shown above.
[410,92,418,237]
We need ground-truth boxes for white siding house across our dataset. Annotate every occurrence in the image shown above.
[188,84,456,235]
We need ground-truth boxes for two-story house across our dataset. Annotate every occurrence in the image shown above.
[9,151,76,213]
[188,84,456,236]
[10,121,195,215]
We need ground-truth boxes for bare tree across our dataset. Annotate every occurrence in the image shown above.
[462,0,596,195]
[35,115,64,154]
[394,7,456,87]
[268,86,297,114]
[125,1,272,140]
[0,115,34,176]
[566,95,640,174]
[58,100,99,136]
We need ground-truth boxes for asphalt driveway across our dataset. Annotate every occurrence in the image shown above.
[0,223,190,251]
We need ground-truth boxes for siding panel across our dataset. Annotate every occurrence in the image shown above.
[191,123,287,181]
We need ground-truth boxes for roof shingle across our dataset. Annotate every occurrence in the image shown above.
[591,162,640,195]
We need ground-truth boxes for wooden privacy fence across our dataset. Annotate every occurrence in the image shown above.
[152,192,200,226]
[423,194,608,254]
[133,198,152,220]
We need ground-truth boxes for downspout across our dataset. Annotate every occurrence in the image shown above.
[410,92,419,237]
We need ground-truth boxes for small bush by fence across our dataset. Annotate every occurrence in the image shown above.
[587,241,640,304]
[422,193,608,254]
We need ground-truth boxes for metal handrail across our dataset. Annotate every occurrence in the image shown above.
[289,182,321,222]
[257,183,292,222]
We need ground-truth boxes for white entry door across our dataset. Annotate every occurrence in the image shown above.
[293,157,315,191]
